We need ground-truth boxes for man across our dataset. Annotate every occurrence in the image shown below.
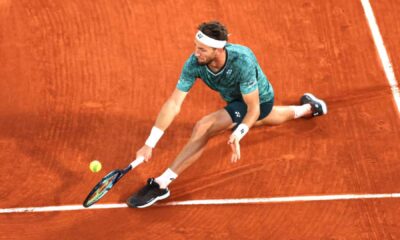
[127,21,327,208]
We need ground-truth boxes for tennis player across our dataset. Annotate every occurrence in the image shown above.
[127,21,327,208]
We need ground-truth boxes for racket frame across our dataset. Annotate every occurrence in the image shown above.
[83,156,145,208]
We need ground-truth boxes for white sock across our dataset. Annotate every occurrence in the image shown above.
[155,168,178,189]
[291,104,311,119]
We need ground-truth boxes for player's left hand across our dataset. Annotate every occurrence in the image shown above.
[228,134,241,163]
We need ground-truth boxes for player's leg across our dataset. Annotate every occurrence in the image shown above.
[254,105,308,126]
[255,93,327,127]
[168,108,235,175]
[127,108,235,208]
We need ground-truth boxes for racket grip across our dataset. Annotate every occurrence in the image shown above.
[130,156,145,169]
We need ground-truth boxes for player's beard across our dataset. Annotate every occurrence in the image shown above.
[196,55,215,66]
[197,60,210,65]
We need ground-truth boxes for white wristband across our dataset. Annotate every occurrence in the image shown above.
[145,127,164,148]
[233,123,249,141]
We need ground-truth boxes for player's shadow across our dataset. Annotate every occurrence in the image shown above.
[0,111,195,211]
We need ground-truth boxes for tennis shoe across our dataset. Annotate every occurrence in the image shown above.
[126,178,170,208]
[300,93,327,117]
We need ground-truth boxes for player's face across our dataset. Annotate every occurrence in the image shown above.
[194,39,217,65]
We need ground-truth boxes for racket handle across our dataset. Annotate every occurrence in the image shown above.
[130,156,145,169]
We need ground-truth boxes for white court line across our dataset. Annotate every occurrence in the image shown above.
[361,0,400,114]
[1,193,400,214]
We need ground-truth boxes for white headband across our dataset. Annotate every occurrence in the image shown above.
[195,30,226,48]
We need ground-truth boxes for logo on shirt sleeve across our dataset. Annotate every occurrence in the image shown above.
[244,79,257,88]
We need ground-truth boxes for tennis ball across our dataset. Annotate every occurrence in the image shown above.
[89,160,102,173]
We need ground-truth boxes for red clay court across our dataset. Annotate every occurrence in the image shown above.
[0,0,399,239]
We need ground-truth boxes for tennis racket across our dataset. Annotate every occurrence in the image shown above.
[83,156,145,208]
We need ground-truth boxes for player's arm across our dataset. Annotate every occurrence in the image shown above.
[137,88,188,161]
[233,58,260,142]
[138,55,196,161]
[227,58,260,162]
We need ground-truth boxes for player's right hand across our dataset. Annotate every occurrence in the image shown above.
[136,145,153,162]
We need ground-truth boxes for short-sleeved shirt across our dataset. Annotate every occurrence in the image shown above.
[176,43,274,103]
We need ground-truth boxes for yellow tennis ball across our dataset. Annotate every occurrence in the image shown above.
[89,160,102,173]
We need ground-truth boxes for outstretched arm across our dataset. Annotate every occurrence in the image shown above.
[137,88,188,161]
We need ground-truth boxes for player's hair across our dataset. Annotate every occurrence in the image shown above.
[197,21,228,41]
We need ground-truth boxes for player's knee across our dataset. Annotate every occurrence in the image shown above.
[192,116,214,139]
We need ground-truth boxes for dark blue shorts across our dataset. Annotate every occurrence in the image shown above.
[224,99,274,125]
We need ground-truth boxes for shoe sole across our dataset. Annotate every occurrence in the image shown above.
[303,93,328,115]
[135,190,170,208]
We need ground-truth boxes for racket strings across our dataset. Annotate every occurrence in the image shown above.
[85,174,119,206]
